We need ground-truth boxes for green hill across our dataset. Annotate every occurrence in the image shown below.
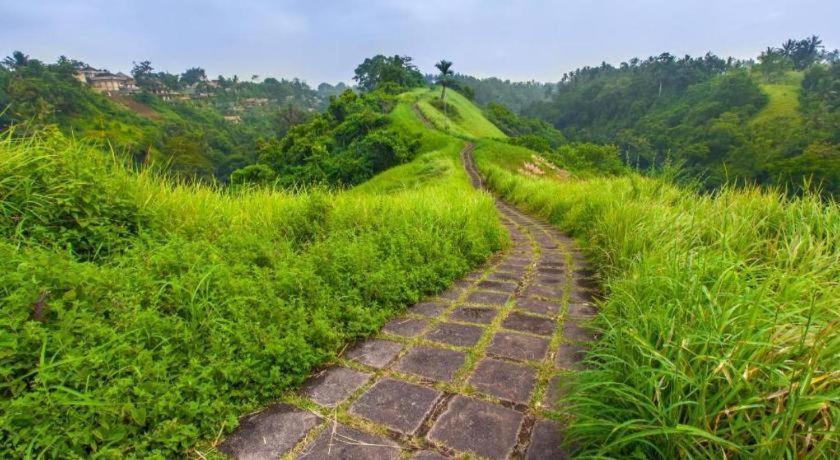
[0,57,320,182]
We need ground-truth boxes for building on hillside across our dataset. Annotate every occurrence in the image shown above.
[223,115,242,124]
[75,66,138,95]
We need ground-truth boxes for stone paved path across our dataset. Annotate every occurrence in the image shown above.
[219,143,599,459]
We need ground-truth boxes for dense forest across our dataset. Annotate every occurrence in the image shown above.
[517,37,840,195]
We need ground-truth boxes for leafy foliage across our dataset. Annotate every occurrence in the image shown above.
[353,55,425,92]
[239,89,420,187]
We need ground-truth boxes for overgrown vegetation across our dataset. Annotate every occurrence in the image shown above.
[0,52,323,182]
[0,92,505,456]
[476,144,839,458]
[232,88,422,187]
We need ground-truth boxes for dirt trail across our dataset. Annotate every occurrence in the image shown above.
[218,122,599,460]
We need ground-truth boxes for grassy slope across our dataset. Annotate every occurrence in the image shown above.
[0,92,505,457]
[751,71,805,126]
[416,87,507,139]
[473,138,839,457]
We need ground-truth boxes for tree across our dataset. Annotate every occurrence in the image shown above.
[435,59,454,100]
[131,60,155,89]
[757,47,793,82]
[180,67,207,86]
[3,51,29,69]
[780,36,824,70]
[353,55,425,92]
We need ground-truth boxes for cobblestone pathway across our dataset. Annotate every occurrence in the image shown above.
[219,143,598,459]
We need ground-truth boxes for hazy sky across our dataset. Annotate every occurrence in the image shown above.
[2,1,838,85]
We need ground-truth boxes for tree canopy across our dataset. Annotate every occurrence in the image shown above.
[353,55,425,92]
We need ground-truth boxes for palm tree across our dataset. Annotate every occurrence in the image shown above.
[435,60,454,100]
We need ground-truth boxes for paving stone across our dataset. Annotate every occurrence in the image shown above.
[453,279,474,289]
[427,396,523,460]
[524,285,563,299]
[505,256,533,265]
[409,301,448,318]
[498,262,530,272]
[567,301,598,319]
[487,271,524,283]
[438,287,464,301]
[412,451,450,459]
[503,312,556,336]
[301,366,371,407]
[516,297,560,317]
[299,423,400,459]
[219,403,320,459]
[542,375,567,410]
[426,322,484,347]
[466,290,512,306]
[575,275,599,290]
[349,378,441,434]
[536,276,564,285]
[537,267,565,276]
[344,339,403,369]
[382,317,428,338]
[563,321,594,342]
[555,343,588,369]
[526,419,568,459]
[469,358,537,404]
[540,260,566,268]
[568,289,597,303]
[486,331,550,362]
[449,306,498,324]
[394,346,466,382]
[478,279,518,293]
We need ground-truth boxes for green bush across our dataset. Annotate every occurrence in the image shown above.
[0,129,504,457]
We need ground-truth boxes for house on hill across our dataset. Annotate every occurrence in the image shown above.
[75,66,138,95]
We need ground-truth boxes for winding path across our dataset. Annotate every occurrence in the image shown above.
[219,140,598,459]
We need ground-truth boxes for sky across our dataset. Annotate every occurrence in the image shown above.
[2,0,838,85]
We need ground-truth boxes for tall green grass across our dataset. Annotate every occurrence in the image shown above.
[476,143,839,458]
[416,88,507,139]
[0,120,504,456]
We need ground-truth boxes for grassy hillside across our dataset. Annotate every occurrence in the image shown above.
[416,88,507,139]
[0,60,317,182]
[474,140,839,458]
[0,92,505,457]
[751,71,804,126]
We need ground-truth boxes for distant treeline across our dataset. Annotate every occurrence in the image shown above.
[463,36,840,196]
